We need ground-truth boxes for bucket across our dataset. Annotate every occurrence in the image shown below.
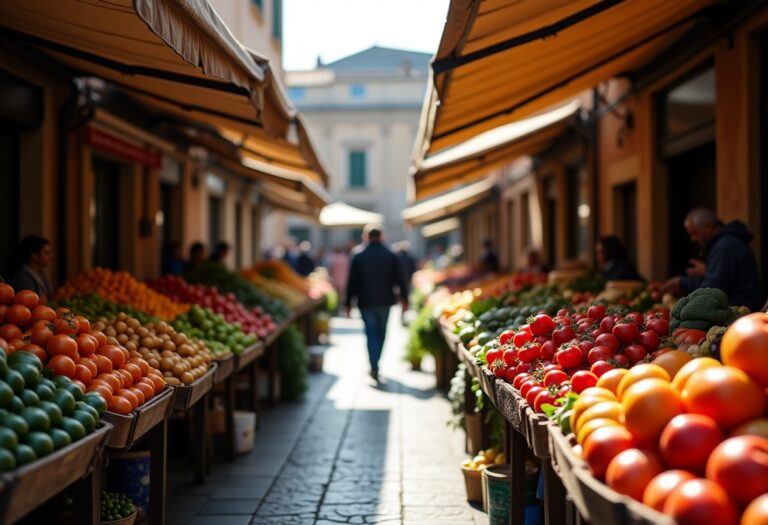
[234,410,256,454]
[106,450,150,521]
[482,463,542,525]
[461,466,483,503]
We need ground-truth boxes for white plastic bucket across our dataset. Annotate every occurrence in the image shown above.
[234,411,256,454]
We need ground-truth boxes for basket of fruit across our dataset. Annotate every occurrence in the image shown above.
[100,491,137,525]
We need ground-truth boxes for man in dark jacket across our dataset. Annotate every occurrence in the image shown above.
[346,225,409,382]
[661,208,761,311]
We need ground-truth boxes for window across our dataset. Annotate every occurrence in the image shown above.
[662,67,715,140]
[272,0,282,40]
[251,0,262,10]
[350,84,366,99]
[287,86,305,101]
[348,150,367,188]
[208,196,222,250]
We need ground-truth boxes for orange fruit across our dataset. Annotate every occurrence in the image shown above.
[617,364,670,400]
[682,366,767,429]
[623,378,684,448]
[651,350,693,379]
[671,357,721,393]
[596,368,629,396]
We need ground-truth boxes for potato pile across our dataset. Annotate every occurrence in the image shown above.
[92,314,213,386]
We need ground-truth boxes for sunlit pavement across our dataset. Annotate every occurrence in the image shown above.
[167,307,484,525]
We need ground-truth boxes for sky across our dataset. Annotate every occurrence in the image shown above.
[283,0,450,71]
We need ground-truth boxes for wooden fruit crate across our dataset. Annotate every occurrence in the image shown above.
[525,408,551,459]
[0,422,112,524]
[172,364,217,411]
[234,341,264,372]
[213,354,235,385]
[103,388,175,449]
[495,382,527,437]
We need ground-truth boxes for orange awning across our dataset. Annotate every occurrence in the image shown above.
[411,100,579,201]
[415,0,718,159]
[0,0,329,187]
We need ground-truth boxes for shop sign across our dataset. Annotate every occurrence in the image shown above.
[86,126,162,169]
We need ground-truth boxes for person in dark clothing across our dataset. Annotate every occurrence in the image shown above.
[595,235,643,281]
[186,242,206,272]
[209,242,230,263]
[345,225,409,382]
[481,238,499,273]
[162,241,186,276]
[295,241,316,277]
[9,235,53,302]
[395,242,417,293]
[661,208,761,311]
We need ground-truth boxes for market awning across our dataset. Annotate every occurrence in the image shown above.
[411,100,580,201]
[421,217,461,238]
[0,0,330,187]
[415,0,718,158]
[402,177,496,226]
[319,202,385,228]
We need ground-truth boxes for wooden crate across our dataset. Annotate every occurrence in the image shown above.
[525,408,551,459]
[477,367,498,406]
[103,388,175,449]
[213,354,235,385]
[495,382,527,437]
[548,426,589,517]
[172,364,216,411]
[234,342,264,371]
[0,422,112,524]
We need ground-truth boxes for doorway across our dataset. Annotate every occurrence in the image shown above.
[614,182,638,265]
[92,157,122,270]
[666,142,716,276]
[0,124,20,277]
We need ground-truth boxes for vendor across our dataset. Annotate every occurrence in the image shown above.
[660,208,761,311]
[595,235,643,281]
[9,235,53,301]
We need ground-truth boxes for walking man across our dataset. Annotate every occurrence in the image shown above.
[345,225,409,382]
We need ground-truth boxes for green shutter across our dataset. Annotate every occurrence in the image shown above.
[272,0,282,40]
[349,151,366,188]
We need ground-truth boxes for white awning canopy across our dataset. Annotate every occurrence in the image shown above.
[319,202,384,228]
[402,177,496,225]
[421,217,461,238]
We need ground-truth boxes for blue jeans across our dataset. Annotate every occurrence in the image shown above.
[359,306,391,371]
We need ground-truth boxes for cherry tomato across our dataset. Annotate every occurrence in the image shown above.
[555,345,582,369]
[613,321,639,344]
[529,314,555,337]
[571,371,599,393]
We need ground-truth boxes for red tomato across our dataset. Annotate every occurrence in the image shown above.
[663,479,737,525]
[76,334,97,356]
[637,330,660,351]
[623,344,647,365]
[534,389,557,413]
[720,313,768,388]
[30,305,56,323]
[519,379,540,398]
[529,314,555,336]
[13,290,39,309]
[543,369,568,387]
[5,305,31,327]
[512,330,532,348]
[591,360,614,378]
[29,324,54,347]
[605,448,664,502]
[525,385,546,407]
[90,330,107,347]
[595,333,620,352]
[588,304,606,320]
[0,284,14,305]
[582,426,635,479]
[517,343,541,363]
[47,355,77,378]
[47,334,79,360]
[493,366,507,379]
[647,318,670,337]
[79,357,98,379]
[116,388,139,410]
[613,321,639,344]
[146,373,166,393]
[625,312,644,325]
[588,345,613,365]
[555,345,582,369]
[98,345,126,369]
[93,354,113,375]
[659,414,723,473]
[128,357,150,376]
[19,344,47,363]
[498,330,515,346]
[705,436,768,507]
[552,325,575,347]
[128,387,145,406]
[570,371,598,393]
[53,316,79,335]
[94,374,120,393]
[0,324,22,342]
[115,368,134,388]
[74,316,90,334]
[502,348,517,367]
[540,340,556,361]
[513,373,532,390]
[108,395,133,415]
[642,470,697,512]
[74,363,93,384]
[86,384,113,403]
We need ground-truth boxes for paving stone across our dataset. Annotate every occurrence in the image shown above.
[403,505,480,521]
[188,516,252,525]
[198,498,261,515]
[318,502,401,523]
[257,501,320,516]
[211,486,270,500]
[250,514,316,525]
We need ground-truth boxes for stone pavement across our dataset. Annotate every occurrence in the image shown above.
[167,308,485,525]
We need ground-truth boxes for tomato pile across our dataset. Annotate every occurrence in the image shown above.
[147,275,276,338]
[0,284,165,415]
[566,312,768,525]
[482,305,670,413]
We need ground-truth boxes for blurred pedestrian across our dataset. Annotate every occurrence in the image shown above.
[395,241,416,325]
[209,241,230,264]
[328,246,350,312]
[480,238,499,273]
[595,236,643,281]
[9,235,53,302]
[186,242,206,272]
[296,241,316,277]
[162,241,186,276]
[346,224,409,382]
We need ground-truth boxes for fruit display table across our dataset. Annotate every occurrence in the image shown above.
[0,422,112,525]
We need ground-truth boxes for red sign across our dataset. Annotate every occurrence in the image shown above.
[86,126,162,169]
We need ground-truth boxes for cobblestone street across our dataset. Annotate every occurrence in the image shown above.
[167,309,484,525]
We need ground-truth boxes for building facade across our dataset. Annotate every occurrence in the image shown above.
[282,46,430,253]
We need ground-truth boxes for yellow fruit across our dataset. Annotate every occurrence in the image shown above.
[573,401,625,435]
[494,452,506,464]
[576,418,622,446]
[616,364,670,400]
[473,455,489,465]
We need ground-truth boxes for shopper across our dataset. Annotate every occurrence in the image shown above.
[162,241,186,276]
[186,242,206,272]
[345,224,409,382]
[480,238,500,273]
[395,241,417,290]
[295,241,316,277]
[519,249,549,275]
[660,208,761,311]
[595,235,643,281]
[209,241,230,263]
[328,246,350,311]
[9,235,53,301]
